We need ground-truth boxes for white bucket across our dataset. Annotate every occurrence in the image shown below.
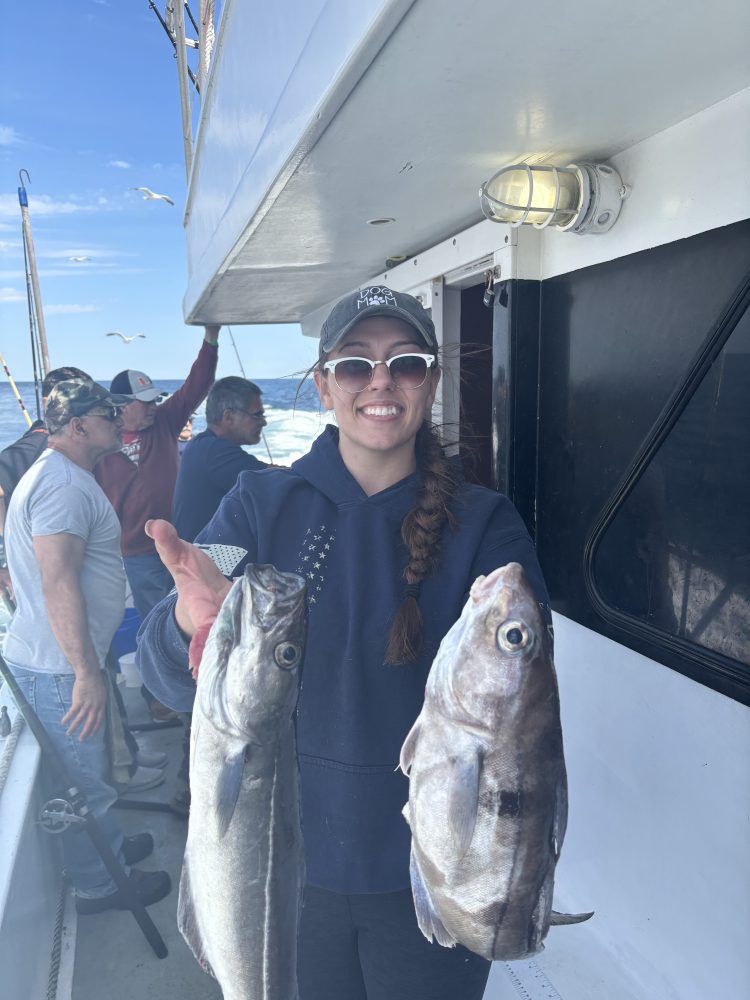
[118,652,141,688]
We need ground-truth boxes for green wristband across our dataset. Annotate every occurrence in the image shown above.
[205,338,219,347]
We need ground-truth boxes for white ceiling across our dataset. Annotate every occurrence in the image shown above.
[185,0,750,325]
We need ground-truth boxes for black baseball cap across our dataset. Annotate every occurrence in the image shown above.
[319,285,438,356]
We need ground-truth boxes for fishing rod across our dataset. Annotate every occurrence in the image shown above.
[0,649,168,958]
[21,234,43,419]
[0,352,32,428]
[17,170,50,387]
[226,325,274,464]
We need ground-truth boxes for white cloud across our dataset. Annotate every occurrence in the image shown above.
[0,266,147,279]
[0,193,104,219]
[46,303,99,315]
[42,247,121,260]
[0,239,21,256]
[0,126,20,146]
[108,160,131,169]
[0,286,25,303]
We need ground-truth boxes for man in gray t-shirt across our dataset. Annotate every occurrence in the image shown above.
[3,379,171,913]
[5,448,127,674]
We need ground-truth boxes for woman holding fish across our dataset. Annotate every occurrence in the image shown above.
[137,286,551,1000]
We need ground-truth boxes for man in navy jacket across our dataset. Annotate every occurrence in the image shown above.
[172,376,268,542]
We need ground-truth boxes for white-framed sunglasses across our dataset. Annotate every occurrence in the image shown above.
[322,353,436,393]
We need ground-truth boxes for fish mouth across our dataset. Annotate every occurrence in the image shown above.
[246,564,306,630]
[471,562,524,601]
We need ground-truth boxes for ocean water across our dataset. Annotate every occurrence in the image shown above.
[0,378,335,465]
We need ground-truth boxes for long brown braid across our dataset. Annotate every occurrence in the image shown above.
[384,422,459,665]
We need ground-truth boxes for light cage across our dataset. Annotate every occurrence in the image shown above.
[479,162,626,235]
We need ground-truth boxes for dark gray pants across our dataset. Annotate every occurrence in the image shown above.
[298,885,490,1000]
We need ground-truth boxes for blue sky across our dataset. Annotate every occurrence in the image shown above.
[0,0,318,381]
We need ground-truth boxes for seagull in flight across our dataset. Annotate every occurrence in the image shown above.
[130,187,175,206]
[68,255,91,262]
[106,331,146,344]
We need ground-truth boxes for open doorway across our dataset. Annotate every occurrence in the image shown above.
[458,283,494,487]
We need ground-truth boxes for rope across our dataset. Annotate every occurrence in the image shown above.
[46,872,69,1000]
[0,710,25,795]
[226,325,275,464]
[198,0,215,93]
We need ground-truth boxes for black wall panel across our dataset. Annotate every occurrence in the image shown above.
[534,219,750,702]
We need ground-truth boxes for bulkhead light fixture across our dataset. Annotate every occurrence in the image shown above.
[479,162,627,235]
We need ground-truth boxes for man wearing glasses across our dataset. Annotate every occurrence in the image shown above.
[167,376,268,814]
[171,376,269,544]
[0,367,91,606]
[3,380,171,913]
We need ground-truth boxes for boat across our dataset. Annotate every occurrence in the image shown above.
[2,1,748,997]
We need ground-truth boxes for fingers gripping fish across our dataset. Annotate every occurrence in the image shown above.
[179,565,307,1000]
[400,563,592,961]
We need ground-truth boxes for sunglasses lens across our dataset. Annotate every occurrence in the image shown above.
[335,359,373,392]
[87,406,118,421]
[390,355,428,388]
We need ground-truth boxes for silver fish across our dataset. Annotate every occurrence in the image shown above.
[400,562,592,961]
[179,564,307,1000]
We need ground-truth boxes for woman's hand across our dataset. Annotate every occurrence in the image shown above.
[145,519,232,641]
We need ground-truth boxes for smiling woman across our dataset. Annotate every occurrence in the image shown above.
[136,285,551,1000]
[315,317,441,496]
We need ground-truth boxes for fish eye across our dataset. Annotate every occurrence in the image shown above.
[496,620,530,653]
[274,642,302,670]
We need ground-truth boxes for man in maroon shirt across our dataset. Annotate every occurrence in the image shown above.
[95,326,219,719]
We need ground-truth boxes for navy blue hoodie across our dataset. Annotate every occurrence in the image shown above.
[137,426,549,894]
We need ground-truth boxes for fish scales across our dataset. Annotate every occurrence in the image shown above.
[178,564,307,1000]
[400,562,590,961]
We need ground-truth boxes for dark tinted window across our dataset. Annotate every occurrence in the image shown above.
[592,300,750,669]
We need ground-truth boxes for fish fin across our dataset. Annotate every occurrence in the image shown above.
[401,801,411,829]
[448,753,481,856]
[178,860,216,979]
[410,849,457,948]
[552,777,569,859]
[399,719,421,775]
[215,747,247,838]
[550,909,594,925]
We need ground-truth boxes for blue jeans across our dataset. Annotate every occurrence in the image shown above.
[9,665,125,898]
[123,553,173,621]
[123,553,174,705]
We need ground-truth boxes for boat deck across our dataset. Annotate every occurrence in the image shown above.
[68,679,639,1000]
[70,682,221,1000]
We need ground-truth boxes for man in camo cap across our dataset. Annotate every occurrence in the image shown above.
[0,367,92,599]
[3,379,172,914]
